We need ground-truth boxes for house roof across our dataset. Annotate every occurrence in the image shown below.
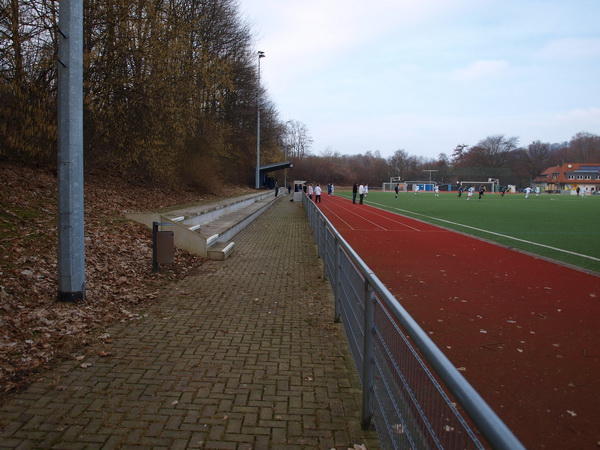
[533,163,600,184]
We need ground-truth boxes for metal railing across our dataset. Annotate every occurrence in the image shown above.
[303,195,525,450]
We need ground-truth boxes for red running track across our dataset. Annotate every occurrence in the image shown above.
[315,194,600,449]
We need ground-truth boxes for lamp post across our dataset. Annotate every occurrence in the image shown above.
[255,51,265,189]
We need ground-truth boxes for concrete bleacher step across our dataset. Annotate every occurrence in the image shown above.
[126,190,285,260]
[207,241,235,261]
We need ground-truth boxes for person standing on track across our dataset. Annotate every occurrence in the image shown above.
[359,183,365,204]
[314,184,322,203]
[352,183,358,204]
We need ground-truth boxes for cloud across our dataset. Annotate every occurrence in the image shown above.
[246,0,480,69]
[538,38,600,60]
[452,60,511,81]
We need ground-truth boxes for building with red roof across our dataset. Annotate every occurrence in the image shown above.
[532,163,600,194]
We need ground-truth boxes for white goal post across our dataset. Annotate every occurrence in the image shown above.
[459,179,499,193]
[384,180,436,192]
[382,182,408,192]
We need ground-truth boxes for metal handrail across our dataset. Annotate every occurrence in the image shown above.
[302,194,525,450]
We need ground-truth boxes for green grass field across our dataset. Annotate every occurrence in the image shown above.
[336,190,600,274]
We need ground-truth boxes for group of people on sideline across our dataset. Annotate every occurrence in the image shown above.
[297,182,596,204]
[352,183,369,204]
[305,182,335,203]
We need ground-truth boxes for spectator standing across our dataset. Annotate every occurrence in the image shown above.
[314,184,322,203]
[359,184,365,204]
[352,183,358,204]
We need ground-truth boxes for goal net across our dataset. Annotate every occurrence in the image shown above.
[382,182,407,192]
[458,180,499,193]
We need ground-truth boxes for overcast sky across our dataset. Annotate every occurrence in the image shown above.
[237,0,600,160]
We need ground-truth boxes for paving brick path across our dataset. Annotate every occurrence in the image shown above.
[0,198,380,449]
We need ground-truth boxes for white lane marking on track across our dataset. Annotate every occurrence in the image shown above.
[361,208,422,231]
[323,196,389,231]
[318,203,355,230]
[368,200,600,263]
[327,195,420,231]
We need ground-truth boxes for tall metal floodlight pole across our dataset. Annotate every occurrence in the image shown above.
[255,51,265,189]
[57,0,85,301]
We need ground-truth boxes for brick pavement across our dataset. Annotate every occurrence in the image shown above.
[0,198,380,449]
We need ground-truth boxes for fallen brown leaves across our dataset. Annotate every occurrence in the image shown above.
[0,161,250,400]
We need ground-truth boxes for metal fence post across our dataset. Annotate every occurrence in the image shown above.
[361,279,375,429]
[321,222,328,281]
[334,237,341,323]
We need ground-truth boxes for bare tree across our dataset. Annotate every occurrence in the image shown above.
[283,120,313,158]
[526,140,552,179]
[568,132,600,162]
[451,144,469,165]
[470,135,519,167]
[387,149,411,180]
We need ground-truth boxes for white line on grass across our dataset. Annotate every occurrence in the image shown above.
[369,200,600,263]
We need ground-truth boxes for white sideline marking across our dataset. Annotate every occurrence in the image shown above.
[369,201,600,263]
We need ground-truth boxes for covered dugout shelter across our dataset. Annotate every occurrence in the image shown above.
[257,161,293,189]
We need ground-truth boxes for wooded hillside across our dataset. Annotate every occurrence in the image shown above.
[1,0,285,190]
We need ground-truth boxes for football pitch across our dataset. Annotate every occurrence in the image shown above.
[335,190,600,274]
